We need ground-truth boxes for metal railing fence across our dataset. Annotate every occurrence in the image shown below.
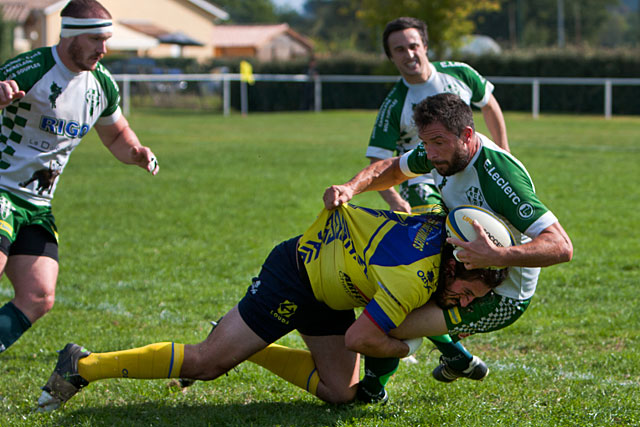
[113,73,640,119]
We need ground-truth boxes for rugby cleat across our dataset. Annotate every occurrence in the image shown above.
[355,382,389,405]
[36,343,91,412]
[178,319,220,388]
[432,355,489,383]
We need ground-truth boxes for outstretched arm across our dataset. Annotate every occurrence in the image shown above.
[95,115,159,175]
[323,157,408,209]
[0,80,25,109]
[368,157,411,213]
[481,94,509,152]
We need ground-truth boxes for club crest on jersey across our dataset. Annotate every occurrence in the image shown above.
[49,82,62,108]
[85,89,101,116]
[465,186,485,206]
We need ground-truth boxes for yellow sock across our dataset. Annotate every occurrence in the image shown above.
[248,344,319,396]
[78,342,185,382]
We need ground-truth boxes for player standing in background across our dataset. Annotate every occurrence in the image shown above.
[368,17,509,214]
[35,203,507,410]
[326,93,572,402]
[0,0,159,355]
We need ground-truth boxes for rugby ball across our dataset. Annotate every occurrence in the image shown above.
[446,205,515,265]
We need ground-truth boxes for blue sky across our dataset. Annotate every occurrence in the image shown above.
[271,0,306,13]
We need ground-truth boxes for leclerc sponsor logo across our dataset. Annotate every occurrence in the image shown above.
[483,159,521,205]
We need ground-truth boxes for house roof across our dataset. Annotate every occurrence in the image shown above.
[211,24,313,50]
[0,0,64,22]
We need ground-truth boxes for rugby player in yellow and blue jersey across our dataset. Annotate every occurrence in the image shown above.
[36,203,506,410]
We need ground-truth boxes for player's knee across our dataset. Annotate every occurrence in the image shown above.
[182,343,236,380]
[320,384,357,404]
[15,292,55,320]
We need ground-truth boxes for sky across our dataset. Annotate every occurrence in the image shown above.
[271,0,306,13]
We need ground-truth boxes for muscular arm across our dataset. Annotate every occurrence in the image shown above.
[452,221,573,270]
[368,157,411,213]
[345,313,410,358]
[481,94,509,152]
[95,115,159,175]
[324,157,409,209]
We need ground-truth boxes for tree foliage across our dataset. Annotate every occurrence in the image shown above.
[208,0,279,24]
[352,0,501,57]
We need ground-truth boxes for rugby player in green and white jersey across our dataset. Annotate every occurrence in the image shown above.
[324,93,572,401]
[0,0,159,355]
[367,17,509,215]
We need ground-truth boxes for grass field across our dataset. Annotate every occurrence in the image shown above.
[0,109,638,426]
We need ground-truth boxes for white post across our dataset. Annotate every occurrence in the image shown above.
[122,75,130,117]
[532,79,540,119]
[314,76,322,112]
[604,79,612,119]
[223,75,230,117]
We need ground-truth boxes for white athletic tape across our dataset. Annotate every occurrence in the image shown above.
[60,17,113,38]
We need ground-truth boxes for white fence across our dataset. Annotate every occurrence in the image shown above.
[113,73,640,119]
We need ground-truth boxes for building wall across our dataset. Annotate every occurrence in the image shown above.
[38,0,219,61]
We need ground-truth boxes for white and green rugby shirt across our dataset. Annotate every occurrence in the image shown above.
[0,46,121,206]
[399,135,559,300]
[367,61,494,187]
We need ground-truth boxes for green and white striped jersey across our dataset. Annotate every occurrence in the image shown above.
[367,61,493,187]
[0,46,121,205]
[399,134,559,300]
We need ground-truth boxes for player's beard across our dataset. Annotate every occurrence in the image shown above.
[68,38,100,71]
[433,146,470,176]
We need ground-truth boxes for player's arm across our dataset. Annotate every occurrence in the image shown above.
[345,313,410,358]
[367,157,411,213]
[481,94,509,152]
[0,80,25,109]
[95,115,159,175]
[451,221,573,270]
[324,157,409,209]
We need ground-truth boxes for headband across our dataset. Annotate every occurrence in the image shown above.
[60,17,113,38]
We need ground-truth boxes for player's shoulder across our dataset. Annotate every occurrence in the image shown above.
[433,60,484,80]
[0,47,54,81]
[91,62,120,93]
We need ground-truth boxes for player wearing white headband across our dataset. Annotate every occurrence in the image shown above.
[0,0,159,355]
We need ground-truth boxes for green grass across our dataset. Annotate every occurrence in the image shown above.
[0,109,638,426]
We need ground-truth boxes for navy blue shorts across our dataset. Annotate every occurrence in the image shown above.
[238,236,356,344]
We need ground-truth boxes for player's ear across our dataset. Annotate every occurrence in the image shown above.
[446,257,457,277]
[461,126,474,142]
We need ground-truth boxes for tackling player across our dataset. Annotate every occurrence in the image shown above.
[324,93,573,399]
[36,203,507,410]
[0,0,159,355]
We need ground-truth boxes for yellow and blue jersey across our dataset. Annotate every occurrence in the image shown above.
[298,204,445,333]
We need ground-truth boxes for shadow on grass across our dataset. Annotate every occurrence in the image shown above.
[61,400,386,426]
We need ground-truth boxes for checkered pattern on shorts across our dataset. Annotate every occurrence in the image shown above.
[448,295,530,336]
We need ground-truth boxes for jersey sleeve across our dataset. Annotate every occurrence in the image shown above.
[399,144,433,177]
[435,61,494,108]
[366,80,407,159]
[478,148,555,236]
[0,48,54,95]
[92,63,122,123]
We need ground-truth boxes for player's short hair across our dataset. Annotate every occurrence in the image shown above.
[413,93,475,136]
[433,244,507,308]
[61,0,111,19]
[382,17,429,58]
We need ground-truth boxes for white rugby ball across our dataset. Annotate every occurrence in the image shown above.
[446,205,515,266]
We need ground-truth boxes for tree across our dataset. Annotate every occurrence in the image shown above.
[207,0,279,24]
[352,0,501,57]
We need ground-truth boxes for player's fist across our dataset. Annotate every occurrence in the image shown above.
[323,185,353,209]
[0,80,25,109]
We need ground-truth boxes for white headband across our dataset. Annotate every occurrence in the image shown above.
[60,17,113,38]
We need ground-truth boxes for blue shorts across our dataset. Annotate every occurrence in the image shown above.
[238,236,356,344]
